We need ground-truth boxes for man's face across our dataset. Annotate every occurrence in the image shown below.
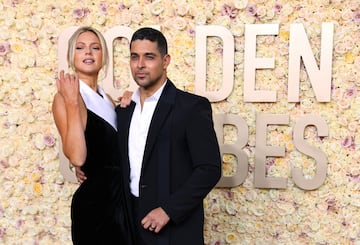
[130,39,170,91]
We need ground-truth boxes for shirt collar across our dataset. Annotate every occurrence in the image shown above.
[132,79,167,103]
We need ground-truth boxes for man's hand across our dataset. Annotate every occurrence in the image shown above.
[141,207,170,233]
[75,167,87,184]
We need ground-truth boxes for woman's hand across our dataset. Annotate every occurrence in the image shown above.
[117,90,133,108]
[56,70,80,105]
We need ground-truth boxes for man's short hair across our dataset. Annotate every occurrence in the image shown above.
[130,27,168,57]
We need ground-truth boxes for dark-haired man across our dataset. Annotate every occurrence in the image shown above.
[116,27,222,245]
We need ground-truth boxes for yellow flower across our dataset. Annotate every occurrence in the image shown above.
[279,30,290,41]
[284,133,291,141]
[275,158,286,167]
[223,154,232,162]
[1,199,9,208]
[185,39,194,48]
[31,173,41,182]
[287,224,296,232]
[225,232,239,243]
[287,142,295,151]
[23,176,30,184]
[255,222,262,230]
[345,52,355,64]
[236,186,246,194]
[11,42,23,53]
[303,161,310,168]
[33,183,42,195]
[222,161,233,176]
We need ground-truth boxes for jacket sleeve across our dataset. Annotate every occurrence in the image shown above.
[161,96,222,224]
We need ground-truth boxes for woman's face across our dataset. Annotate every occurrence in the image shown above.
[73,31,103,78]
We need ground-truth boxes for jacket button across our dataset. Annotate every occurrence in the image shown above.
[140,185,147,189]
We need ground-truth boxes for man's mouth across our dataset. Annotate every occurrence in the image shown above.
[136,71,147,78]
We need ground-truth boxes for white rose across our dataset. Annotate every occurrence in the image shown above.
[309,220,321,231]
[233,0,248,9]
[12,53,35,68]
[194,13,207,25]
[119,10,132,25]
[43,150,58,163]
[215,15,231,27]
[256,6,267,19]
[33,133,45,150]
[1,141,15,157]
[3,9,15,26]
[173,17,187,31]
[94,13,106,25]
[175,2,189,16]
[31,14,42,28]
[122,0,134,8]
[231,23,245,36]
[130,6,144,24]
[150,0,164,16]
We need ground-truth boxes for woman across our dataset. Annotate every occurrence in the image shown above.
[52,26,133,244]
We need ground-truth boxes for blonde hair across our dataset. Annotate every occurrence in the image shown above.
[67,26,109,78]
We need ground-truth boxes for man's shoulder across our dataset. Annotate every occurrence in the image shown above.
[164,80,210,106]
[175,88,209,104]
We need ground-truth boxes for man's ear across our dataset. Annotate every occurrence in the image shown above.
[163,54,171,69]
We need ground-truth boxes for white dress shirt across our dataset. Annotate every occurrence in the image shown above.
[128,81,167,197]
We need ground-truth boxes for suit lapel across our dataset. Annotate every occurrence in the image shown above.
[142,81,176,167]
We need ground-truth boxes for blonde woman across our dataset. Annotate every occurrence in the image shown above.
[52,27,133,244]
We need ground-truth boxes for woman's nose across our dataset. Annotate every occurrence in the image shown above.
[85,47,92,55]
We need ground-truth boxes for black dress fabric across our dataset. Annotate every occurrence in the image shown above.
[71,110,132,244]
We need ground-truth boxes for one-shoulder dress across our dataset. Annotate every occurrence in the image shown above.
[70,82,133,245]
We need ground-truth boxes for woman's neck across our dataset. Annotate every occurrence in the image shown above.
[79,74,98,91]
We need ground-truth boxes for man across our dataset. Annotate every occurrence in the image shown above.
[116,27,222,245]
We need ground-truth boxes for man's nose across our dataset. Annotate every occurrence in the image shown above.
[137,56,145,68]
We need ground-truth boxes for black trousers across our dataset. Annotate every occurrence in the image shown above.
[131,194,148,245]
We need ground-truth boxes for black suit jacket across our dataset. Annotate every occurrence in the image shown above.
[116,80,221,245]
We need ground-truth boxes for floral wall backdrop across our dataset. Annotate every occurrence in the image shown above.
[0,0,359,244]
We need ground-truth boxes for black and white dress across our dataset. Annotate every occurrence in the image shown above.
[71,81,133,244]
